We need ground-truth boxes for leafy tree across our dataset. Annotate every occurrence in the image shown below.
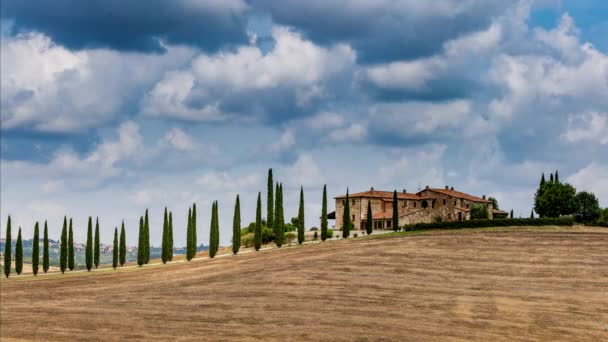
[297,186,305,244]
[343,189,351,238]
[60,216,67,273]
[321,185,328,241]
[488,197,499,210]
[267,168,274,233]
[392,190,399,231]
[275,183,285,247]
[86,217,93,271]
[144,209,150,264]
[43,221,49,273]
[470,204,489,220]
[601,208,608,222]
[534,182,577,218]
[168,211,174,261]
[68,218,75,271]
[191,203,197,259]
[137,216,144,267]
[209,201,219,258]
[3,216,11,278]
[366,200,373,235]
[510,209,514,219]
[94,217,100,269]
[186,207,193,261]
[113,227,118,269]
[32,222,39,276]
[255,192,262,251]
[120,221,126,266]
[15,227,23,275]
[232,195,241,255]
[162,207,168,264]
[573,191,600,223]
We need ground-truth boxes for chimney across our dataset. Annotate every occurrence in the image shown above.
[425,185,429,189]
[445,185,449,190]
[482,195,486,200]
[450,186,454,191]
[370,187,374,191]
[402,189,406,194]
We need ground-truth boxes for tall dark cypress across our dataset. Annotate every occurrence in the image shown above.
[94,217,100,269]
[15,227,23,275]
[343,189,351,238]
[321,185,328,241]
[68,218,75,271]
[186,207,193,261]
[32,222,39,276]
[267,168,274,232]
[191,204,197,259]
[144,209,150,264]
[43,221,49,273]
[137,216,144,267]
[119,221,126,266]
[168,211,173,261]
[86,217,93,271]
[275,183,285,247]
[209,201,219,258]
[112,227,118,269]
[549,173,554,183]
[530,210,534,219]
[392,190,399,231]
[162,207,168,264]
[540,173,546,187]
[555,170,559,183]
[3,216,10,278]
[297,186,305,244]
[366,200,373,235]
[254,192,262,251]
[232,195,241,255]
[510,209,514,219]
[60,216,67,273]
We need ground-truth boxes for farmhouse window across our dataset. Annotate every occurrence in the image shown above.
[402,201,407,208]
[387,220,392,228]
[443,199,446,205]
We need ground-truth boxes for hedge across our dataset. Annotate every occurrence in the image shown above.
[403,217,574,231]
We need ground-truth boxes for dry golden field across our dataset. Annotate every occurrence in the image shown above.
[1,227,607,341]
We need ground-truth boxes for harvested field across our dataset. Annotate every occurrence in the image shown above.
[2,228,608,341]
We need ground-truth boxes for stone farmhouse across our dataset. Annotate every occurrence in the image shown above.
[332,186,508,230]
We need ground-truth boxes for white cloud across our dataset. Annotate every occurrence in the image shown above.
[328,123,367,143]
[196,171,261,191]
[284,154,323,187]
[163,127,197,151]
[307,111,345,130]
[269,129,296,154]
[568,163,608,207]
[365,57,443,91]
[562,112,608,145]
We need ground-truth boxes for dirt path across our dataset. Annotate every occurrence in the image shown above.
[2,229,607,341]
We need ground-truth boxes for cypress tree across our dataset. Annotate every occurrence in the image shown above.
[60,216,67,274]
[392,190,399,231]
[112,227,118,269]
[297,186,305,244]
[68,218,75,271]
[186,207,193,261]
[119,221,126,266]
[94,217,100,269]
[510,209,514,219]
[32,222,39,276]
[321,185,328,241]
[555,170,559,183]
[137,216,144,267]
[267,168,274,232]
[86,217,93,271]
[549,173,554,183]
[15,227,23,275]
[162,207,168,264]
[275,183,285,247]
[232,194,241,255]
[43,221,49,273]
[3,216,10,278]
[254,192,262,251]
[343,189,351,238]
[209,201,219,258]
[366,200,373,235]
[168,211,174,261]
[530,210,534,219]
[540,173,546,187]
[191,204,197,259]
[144,209,150,264]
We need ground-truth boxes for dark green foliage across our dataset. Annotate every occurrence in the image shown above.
[32,222,39,276]
[232,195,241,255]
[554,170,559,183]
[137,216,144,267]
[540,173,546,187]
[255,192,262,251]
[144,209,150,264]
[191,204,197,259]
[342,189,351,238]
[404,217,574,231]
[321,185,328,241]
[86,217,93,271]
[573,191,600,223]
[550,173,554,183]
[168,211,174,261]
[15,227,23,275]
[186,207,193,261]
[60,216,67,273]
[68,218,75,271]
[162,207,168,264]
[510,209,514,219]
[488,197,499,210]
[209,201,219,258]
[113,227,118,269]
[43,221,49,273]
[366,200,373,235]
[119,221,126,266]
[267,168,274,232]
[274,183,285,247]
[313,231,318,240]
[534,181,577,218]
[94,217,100,269]
[3,216,10,278]
[470,204,489,220]
[297,186,305,244]
[392,190,399,232]
[530,210,534,219]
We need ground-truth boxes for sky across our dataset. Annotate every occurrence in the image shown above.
[1,0,607,247]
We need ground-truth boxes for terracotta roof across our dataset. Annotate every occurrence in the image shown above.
[418,188,491,203]
[335,189,431,200]
[455,206,470,212]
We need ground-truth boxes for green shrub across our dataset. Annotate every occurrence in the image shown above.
[327,229,334,238]
[402,217,574,231]
[354,233,358,238]
[284,232,296,245]
[313,231,318,240]
[470,204,489,220]
[310,227,319,231]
